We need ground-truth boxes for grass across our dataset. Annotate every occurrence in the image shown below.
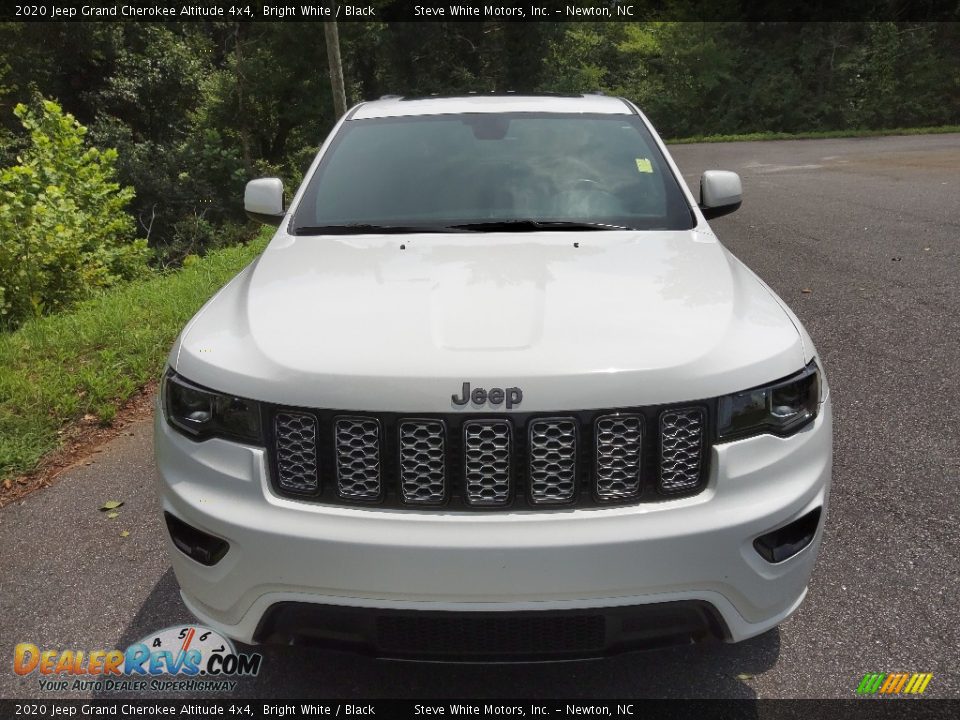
[668,124,960,144]
[0,232,270,482]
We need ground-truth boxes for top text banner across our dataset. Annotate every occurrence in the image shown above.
[5,0,960,22]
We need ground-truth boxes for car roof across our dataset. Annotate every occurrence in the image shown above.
[349,93,635,119]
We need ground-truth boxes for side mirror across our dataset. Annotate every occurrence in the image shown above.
[244,178,285,226]
[699,170,742,220]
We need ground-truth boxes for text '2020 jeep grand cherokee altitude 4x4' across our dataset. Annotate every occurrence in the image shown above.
[155,94,832,661]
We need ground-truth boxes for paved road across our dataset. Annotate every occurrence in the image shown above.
[1,134,958,700]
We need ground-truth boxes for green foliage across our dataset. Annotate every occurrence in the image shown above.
[179,24,338,232]
[0,230,269,481]
[86,25,218,260]
[539,22,960,139]
[166,215,253,266]
[0,98,149,329]
[4,21,955,272]
[543,24,612,92]
[0,20,957,275]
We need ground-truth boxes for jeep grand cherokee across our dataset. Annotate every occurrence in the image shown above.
[155,94,832,660]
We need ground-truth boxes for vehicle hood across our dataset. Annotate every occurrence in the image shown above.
[173,229,806,411]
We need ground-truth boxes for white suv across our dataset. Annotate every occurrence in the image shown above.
[155,94,832,660]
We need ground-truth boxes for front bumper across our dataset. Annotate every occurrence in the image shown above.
[154,395,832,653]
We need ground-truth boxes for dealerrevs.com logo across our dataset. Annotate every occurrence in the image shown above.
[13,625,262,693]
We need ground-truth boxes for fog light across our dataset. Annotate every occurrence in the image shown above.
[754,508,822,563]
[164,512,229,566]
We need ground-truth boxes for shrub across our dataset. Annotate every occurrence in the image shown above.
[0,98,150,329]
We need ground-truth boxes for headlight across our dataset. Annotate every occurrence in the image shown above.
[162,369,262,444]
[718,361,820,441]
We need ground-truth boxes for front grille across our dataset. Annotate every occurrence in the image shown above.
[399,420,446,504]
[268,403,711,510]
[335,417,381,499]
[273,412,318,493]
[659,408,705,493]
[595,414,643,499]
[463,420,512,506]
[528,418,577,504]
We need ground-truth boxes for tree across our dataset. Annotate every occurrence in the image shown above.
[0,99,148,328]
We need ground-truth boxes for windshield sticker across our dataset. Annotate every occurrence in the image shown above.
[635,158,654,173]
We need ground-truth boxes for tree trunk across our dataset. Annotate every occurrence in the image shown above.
[324,16,347,119]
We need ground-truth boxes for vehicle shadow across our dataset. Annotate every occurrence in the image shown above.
[102,569,778,702]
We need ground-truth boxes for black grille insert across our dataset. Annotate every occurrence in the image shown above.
[463,420,512,506]
[659,408,706,493]
[266,403,712,510]
[529,418,578,504]
[595,414,644,499]
[274,412,319,493]
[399,419,446,504]
[335,417,381,499]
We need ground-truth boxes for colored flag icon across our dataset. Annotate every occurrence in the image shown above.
[857,672,933,695]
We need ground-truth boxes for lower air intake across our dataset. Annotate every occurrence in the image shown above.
[377,614,605,657]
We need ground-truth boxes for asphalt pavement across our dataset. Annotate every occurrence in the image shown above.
[1,133,958,699]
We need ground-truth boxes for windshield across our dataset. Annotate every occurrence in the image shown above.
[291,112,695,234]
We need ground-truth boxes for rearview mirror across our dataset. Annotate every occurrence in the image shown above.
[699,170,742,220]
[244,178,285,226]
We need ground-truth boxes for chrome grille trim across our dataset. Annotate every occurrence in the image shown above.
[399,419,446,504]
[528,418,577,504]
[334,417,382,499]
[594,414,643,499]
[659,408,705,493]
[273,412,319,493]
[463,420,512,506]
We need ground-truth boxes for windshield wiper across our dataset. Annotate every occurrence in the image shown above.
[447,220,632,232]
[292,224,462,235]
[293,220,633,235]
